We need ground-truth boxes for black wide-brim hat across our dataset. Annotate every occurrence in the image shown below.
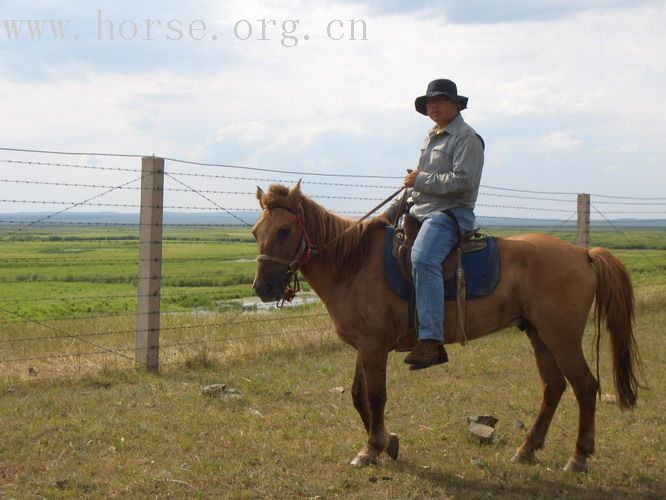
[415,79,468,115]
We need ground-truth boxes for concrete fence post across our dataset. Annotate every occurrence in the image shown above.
[577,193,590,247]
[136,156,164,371]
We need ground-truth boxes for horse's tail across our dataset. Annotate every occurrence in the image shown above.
[588,247,642,410]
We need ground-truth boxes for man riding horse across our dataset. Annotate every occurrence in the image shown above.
[252,80,640,472]
[383,78,485,370]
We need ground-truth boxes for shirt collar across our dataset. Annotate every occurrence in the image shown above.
[429,113,465,138]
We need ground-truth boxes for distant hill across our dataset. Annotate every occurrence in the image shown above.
[476,217,666,229]
[0,212,260,226]
[1,212,665,228]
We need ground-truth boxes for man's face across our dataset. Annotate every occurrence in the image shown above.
[426,96,459,127]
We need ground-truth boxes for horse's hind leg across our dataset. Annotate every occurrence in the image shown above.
[532,319,599,472]
[553,345,599,472]
[350,348,399,467]
[513,325,567,465]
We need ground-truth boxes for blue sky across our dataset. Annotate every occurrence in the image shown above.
[1,0,665,218]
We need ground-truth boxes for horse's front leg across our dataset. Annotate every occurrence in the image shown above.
[351,352,371,434]
[350,348,399,467]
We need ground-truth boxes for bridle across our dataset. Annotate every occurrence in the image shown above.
[255,204,316,307]
[255,187,404,307]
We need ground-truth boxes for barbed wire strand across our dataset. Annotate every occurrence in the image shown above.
[0,290,236,303]
[0,219,252,228]
[0,305,136,362]
[0,158,139,173]
[0,309,326,329]
[164,172,254,227]
[0,272,255,284]
[1,326,333,365]
[3,172,150,237]
[546,211,579,236]
[163,156,400,179]
[0,255,255,266]
[0,146,146,159]
[0,311,327,343]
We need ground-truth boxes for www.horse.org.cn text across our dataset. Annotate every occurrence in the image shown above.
[1,10,369,48]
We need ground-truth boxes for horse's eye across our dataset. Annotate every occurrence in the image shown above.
[277,226,291,239]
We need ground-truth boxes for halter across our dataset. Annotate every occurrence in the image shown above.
[255,204,317,306]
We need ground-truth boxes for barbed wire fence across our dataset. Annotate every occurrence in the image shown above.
[0,147,664,379]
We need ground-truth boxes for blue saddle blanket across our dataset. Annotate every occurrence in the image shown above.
[383,226,500,300]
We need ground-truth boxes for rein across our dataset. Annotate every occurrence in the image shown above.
[256,187,404,306]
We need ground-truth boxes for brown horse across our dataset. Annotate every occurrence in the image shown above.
[251,183,641,472]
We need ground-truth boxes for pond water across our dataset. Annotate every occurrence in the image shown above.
[239,291,320,310]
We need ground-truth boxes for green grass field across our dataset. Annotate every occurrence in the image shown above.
[0,224,664,497]
[1,225,664,320]
[0,225,259,321]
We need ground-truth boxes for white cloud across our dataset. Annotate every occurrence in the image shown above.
[539,131,583,150]
[1,0,665,206]
[213,119,365,152]
[619,143,640,153]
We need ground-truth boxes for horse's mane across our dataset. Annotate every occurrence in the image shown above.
[258,183,386,282]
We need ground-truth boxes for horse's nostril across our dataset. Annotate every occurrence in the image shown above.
[264,283,274,294]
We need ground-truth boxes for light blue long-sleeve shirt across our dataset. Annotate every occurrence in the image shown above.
[386,113,484,221]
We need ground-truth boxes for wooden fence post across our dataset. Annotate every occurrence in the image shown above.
[136,156,164,371]
[577,193,590,247]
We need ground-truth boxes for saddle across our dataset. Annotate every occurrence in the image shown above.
[388,213,499,351]
[393,214,488,283]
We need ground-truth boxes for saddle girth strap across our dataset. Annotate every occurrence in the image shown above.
[440,209,469,345]
[456,247,468,345]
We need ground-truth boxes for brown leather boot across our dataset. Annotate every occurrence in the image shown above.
[404,340,448,370]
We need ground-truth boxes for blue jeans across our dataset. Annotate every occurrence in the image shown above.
[411,208,476,343]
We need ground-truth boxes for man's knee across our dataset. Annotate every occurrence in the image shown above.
[411,248,440,271]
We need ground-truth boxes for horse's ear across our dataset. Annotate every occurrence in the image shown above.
[256,186,266,209]
[291,179,302,197]
[288,180,304,207]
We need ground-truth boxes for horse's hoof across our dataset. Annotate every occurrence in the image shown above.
[563,459,588,473]
[386,433,399,460]
[350,453,378,468]
[510,450,536,465]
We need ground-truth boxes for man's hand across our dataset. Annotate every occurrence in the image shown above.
[403,169,419,188]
